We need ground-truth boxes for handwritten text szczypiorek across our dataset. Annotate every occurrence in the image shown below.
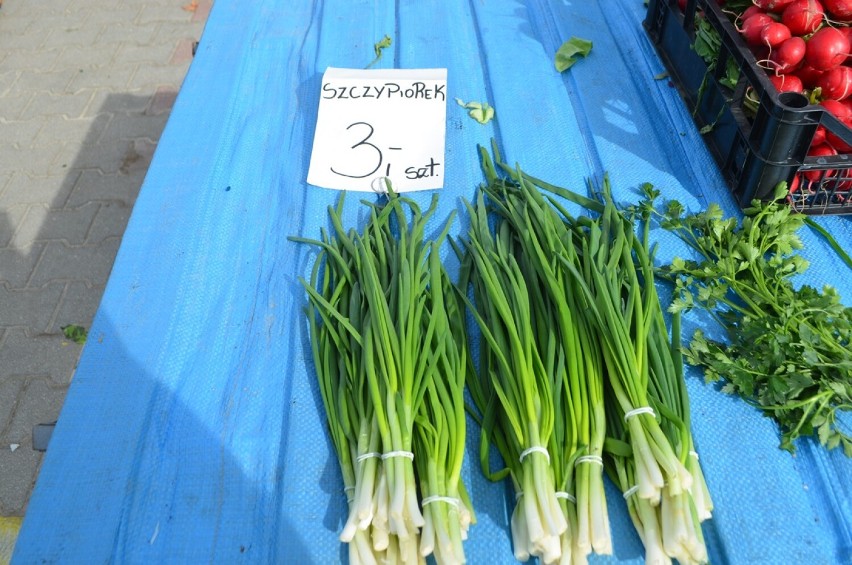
[322,81,446,101]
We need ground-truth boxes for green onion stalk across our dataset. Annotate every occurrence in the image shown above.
[644,285,713,564]
[476,153,613,562]
[560,182,694,508]
[602,305,712,565]
[412,244,476,564]
[293,194,385,564]
[357,194,427,553]
[533,187,612,561]
[497,195,591,564]
[457,187,568,564]
[602,312,710,565]
[294,189,465,564]
[584,190,714,565]
[634,194,714,556]
[644,274,713,563]
[603,405,671,565]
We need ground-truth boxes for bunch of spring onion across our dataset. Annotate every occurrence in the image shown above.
[583,184,713,564]
[524,172,712,565]
[474,142,715,564]
[636,193,712,564]
[413,246,476,563]
[613,307,713,565]
[603,306,713,565]
[495,160,614,562]
[547,178,713,564]
[456,186,568,563]
[457,154,619,564]
[293,189,473,564]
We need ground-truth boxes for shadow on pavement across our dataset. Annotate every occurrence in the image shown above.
[0,91,176,518]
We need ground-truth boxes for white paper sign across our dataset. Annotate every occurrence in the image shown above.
[307,67,448,192]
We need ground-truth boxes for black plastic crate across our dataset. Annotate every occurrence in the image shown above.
[644,0,852,215]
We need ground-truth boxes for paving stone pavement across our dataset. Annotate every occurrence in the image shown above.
[0,0,212,519]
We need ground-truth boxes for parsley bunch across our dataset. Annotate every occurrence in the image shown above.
[657,185,852,457]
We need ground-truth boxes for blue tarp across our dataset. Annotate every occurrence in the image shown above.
[13,0,852,563]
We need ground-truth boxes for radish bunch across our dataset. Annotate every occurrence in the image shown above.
[734,0,852,193]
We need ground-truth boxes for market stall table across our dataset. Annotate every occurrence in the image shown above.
[13,0,852,563]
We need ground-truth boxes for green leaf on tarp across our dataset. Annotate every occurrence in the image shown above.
[455,98,495,125]
[366,34,392,69]
[654,71,669,80]
[554,37,593,72]
[61,324,88,345]
[373,34,392,58]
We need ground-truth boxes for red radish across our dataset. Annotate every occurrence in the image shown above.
[839,27,852,64]
[809,144,837,156]
[816,65,852,99]
[781,0,824,35]
[805,27,851,70]
[769,73,804,92]
[812,101,852,149]
[773,0,798,11]
[754,0,796,11]
[805,144,852,190]
[810,144,836,155]
[804,144,838,182]
[826,123,852,152]
[789,173,802,193]
[760,22,792,48]
[823,0,852,20]
[741,14,777,45]
[813,126,827,146]
[769,36,806,73]
[821,99,852,120]
[820,98,852,152]
[797,63,825,87]
[741,5,767,20]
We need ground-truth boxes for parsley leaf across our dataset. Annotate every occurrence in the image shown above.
[656,195,852,456]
